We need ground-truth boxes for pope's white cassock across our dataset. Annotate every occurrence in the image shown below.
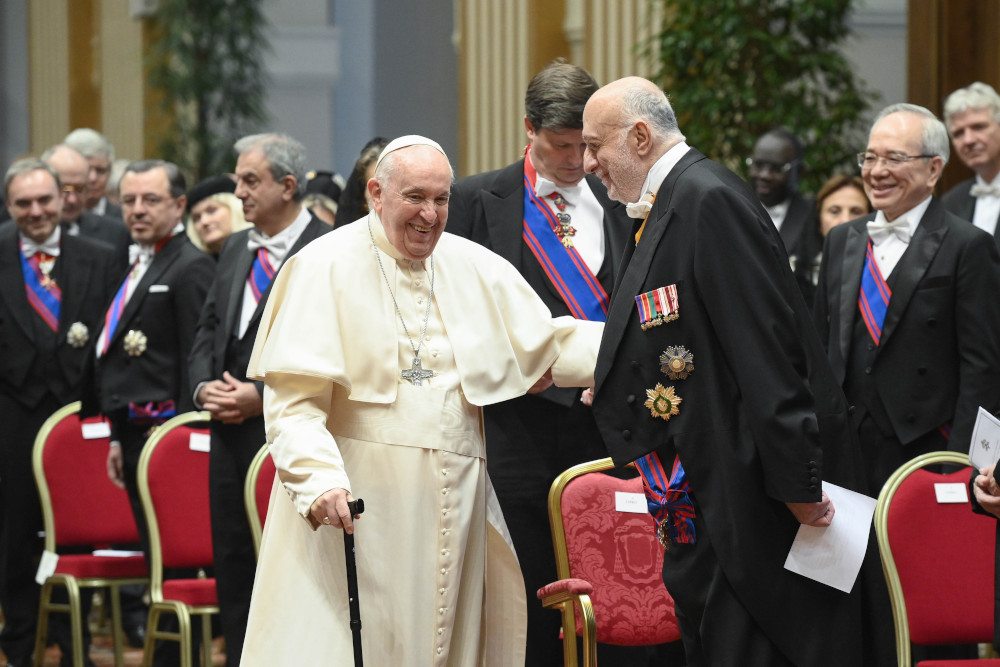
[239,209,602,666]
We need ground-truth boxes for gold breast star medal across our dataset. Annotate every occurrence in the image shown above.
[635,284,679,331]
[122,329,148,357]
[66,322,90,348]
[659,346,694,380]
[644,383,681,421]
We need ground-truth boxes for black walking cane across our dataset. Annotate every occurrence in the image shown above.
[345,498,365,666]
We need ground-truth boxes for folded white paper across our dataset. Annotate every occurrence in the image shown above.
[783,482,875,594]
[969,406,1000,471]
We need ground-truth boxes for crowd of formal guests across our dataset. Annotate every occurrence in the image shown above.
[3,72,1000,666]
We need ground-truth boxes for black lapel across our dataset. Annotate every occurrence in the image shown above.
[110,234,183,347]
[836,220,869,371]
[595,149,705,391]
[481,161,529,273]
[0,226,36,339]
[878,199,948,350]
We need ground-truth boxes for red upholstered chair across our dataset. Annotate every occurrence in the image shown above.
[243,444,276,557]
[32,401,148,667]
[875,450,1000,667]
[136,411,218,667]
[537,458,682,667]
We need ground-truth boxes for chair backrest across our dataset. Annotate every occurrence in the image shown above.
[549,458,681,646]
[243,444,276,556]
[32,401,140,550]
[875,450,996,659]
[137,412,213,588]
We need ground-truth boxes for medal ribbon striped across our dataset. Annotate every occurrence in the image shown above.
[248,248,277,303]
[634,451,696,545]
[20,250,61,332]
[521,151,608,321]
[858,240,891,345]
[634,285,678,327]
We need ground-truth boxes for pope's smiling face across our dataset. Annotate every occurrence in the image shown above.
[369,146,452,261]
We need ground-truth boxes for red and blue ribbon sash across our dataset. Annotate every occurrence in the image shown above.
[634,451,696,545]
[858,240,891,346]
[128,399,177,425]
[248,248,276,303]
[102,270,133,354]
[20,250,61,332]
[521,151,608,321]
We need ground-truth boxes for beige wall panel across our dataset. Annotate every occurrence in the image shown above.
[100,0,145,160]
[29,0,71,153]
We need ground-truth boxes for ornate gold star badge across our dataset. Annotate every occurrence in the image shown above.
[66,322,89,348]
[644,383,681,421]
[659,345,694,380]
[123,329,148,357]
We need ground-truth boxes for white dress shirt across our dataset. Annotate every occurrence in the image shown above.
[532,173,605,274]
[867,196,932,279]
[972,173,1000,236]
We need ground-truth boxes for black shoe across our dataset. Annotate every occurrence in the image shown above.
[123,621,146,649]
[58,656,97,667]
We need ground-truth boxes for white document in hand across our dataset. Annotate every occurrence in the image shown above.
[783,482,876,594]
[968,406,1000,471]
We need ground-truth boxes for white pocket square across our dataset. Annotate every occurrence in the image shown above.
[148,284,170,293]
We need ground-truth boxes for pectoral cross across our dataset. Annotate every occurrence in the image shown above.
[401,356,435,386]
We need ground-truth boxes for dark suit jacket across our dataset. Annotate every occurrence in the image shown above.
[82,234,215,418]
[0,225,118,408]
[188,215,331,393]
[66,211,131,272]
[776,192,820,303]
[591,148,870,666]
[814,198,1000,451]
[942,177,1000,246]
[448,160,630,406]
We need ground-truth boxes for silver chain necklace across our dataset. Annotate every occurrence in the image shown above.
[368,220,436,385]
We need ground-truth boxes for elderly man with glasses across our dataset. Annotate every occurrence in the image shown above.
[42,144,130,272]
[814,103,1000,497]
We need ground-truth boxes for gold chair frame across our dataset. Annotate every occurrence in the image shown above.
[136,411,217,667]
[874,450,979,667]
[242,443,271,558]
[32,401,148,667]
[543,457,627,667]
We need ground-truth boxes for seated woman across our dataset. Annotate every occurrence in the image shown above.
[185,174,252,258]
[808,174,872,284]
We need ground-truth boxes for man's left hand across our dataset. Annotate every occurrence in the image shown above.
[786,491,835,527]
[527,369,553,394]
[202,371,263,424]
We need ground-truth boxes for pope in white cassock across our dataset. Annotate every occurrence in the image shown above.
[239,136,603,666]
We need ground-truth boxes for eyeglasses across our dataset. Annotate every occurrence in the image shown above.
[857,152,936,170]
[121,194,173,208]
[745,157,798,174]
[62,184,87,195]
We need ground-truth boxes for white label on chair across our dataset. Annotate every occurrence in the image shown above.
[35,550,58,585]
[934,483,968,504]
[81,421,111,439]
[615,492,648,514]
[189,432,211,452]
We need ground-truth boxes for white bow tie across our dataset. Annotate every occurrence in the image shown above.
[21,236,61,258]
[247,229,289,261]
[626,192,656,219]
[128,243,157,266]
[970,183,1000,198]
[867,217,911,244]
[534,180,582,205]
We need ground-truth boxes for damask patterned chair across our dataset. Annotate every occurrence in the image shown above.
[537,457,681,666]
[875,450,1000,667]
[243,443,276,557]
